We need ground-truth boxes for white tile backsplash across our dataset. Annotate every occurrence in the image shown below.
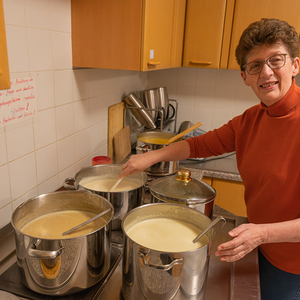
[2,0,296,229]
[9,153,37,200]
[33,108,56,149]
[6,121,34,161]
[0,165,11,208]
[25,0,52,30]
[5,26,29,73]
[27,28,53,71]
[36,143,58,185]
[0,131,8,166]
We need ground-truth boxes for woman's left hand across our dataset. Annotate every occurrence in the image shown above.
[215,223,266,262]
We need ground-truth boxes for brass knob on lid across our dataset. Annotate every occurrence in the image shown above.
[175,169,192,183]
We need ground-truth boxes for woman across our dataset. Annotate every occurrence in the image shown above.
[120,19,300,299]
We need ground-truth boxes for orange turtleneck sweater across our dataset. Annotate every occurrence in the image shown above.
[186,79,300,274]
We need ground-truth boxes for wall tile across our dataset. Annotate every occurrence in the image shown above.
[38,175,59,195]
[196,68,218,88]
[31,71,55,111]
[25,0,51,30]
[36,143,58,185]
[12,188,38,211]
[211,108,233,129]
[0,131,7,166]
[27,28,53,71]
[57,135,75,172]
[52,32,72,70]
[54,70,73,106]
[5,26,29,73]
[9,153,36,200]
[0,165,11,208]
[176,85,195,106]
[50,0,71,33]
[0,204,13,229]
[5,120,34,161]
[74,100,90,132]
[3,0,26,26]
[33,108,56,149]
[74,129,90,162]
[58,165,75,188]
[73,69,89,101]
[178,67,197,86]
[56,103,74,140]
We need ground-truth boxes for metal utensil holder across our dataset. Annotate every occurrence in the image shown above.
[124,99,178,132]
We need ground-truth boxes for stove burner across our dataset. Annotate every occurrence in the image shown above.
[0,246,121,300]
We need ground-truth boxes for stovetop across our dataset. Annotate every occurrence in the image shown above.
[0,245,122,300]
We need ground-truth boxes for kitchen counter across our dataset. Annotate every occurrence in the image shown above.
[180,152,242,182]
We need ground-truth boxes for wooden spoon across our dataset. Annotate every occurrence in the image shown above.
[166,122,202,143]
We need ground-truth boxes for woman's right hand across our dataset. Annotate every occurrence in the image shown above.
[119,153,152,178]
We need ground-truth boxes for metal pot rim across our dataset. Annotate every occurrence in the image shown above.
[11,190,114,240]
[121,203,214,252]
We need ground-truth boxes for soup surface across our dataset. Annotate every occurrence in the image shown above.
[80,177,140,192]
[126,218,209,252]
[21,210,106,239]
[139,137,171,145]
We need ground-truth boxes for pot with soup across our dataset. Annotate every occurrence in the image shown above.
[121,203,215,300]
[11,190,114,295]
[136,131,181,176]
[64,164,147,230]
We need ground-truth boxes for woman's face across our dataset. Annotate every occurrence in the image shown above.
[240,44,299,107]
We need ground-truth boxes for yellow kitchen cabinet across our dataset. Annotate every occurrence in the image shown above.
[71,0,186,71]
[202,176,247,217]
[183,0,300,70]
[227,0,300,70]
[182,0,235,69]
[0,0,10,90]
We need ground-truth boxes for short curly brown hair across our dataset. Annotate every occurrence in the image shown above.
[235,18,300,71]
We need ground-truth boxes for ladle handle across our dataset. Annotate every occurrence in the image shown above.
[62,208,111,236]
[167,122,202,143]
[193,215,226,243]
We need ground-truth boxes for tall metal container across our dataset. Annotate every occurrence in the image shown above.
[121,203,215,300]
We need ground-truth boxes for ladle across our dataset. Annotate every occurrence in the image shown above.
[166,121,202,143]
[109,177,123,192]
[193,215,226,243]
[62,208,111,236]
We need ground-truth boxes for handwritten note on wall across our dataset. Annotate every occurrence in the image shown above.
[0,77,37,127]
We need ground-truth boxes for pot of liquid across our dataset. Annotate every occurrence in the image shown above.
[64,164,148,230]
[11,190,114,295]
[122,203,215,300]
[136,131,181,176]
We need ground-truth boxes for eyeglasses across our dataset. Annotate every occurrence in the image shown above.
[243,53,289,75]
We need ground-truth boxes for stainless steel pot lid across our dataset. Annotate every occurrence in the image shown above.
[149,169,216,204]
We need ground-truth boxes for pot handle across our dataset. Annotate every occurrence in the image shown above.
[136,144,150,153]
[28,240,64,259]
[63,177,76,190]
[138,250,183,271]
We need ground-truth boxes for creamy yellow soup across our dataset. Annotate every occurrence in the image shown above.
[21,210,106,239]
[126,218,209,252]
[139,137,171,144]
[80,177,140,192]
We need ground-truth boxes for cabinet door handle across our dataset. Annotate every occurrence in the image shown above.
[190,61,212,65]
[147,61,161,66]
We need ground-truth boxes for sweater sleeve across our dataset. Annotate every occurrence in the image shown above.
[186,120,236,158]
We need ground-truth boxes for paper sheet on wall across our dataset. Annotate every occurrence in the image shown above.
[0,77,37,127]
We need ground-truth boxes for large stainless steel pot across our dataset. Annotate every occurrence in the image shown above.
[64,164,147,230]
[121,203,215,300]
[136,131,181,176]
[149,169,216,219]
[11,190,114,296]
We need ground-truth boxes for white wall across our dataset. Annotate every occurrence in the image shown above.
[0,0,147,228]
[1,0,298,229]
